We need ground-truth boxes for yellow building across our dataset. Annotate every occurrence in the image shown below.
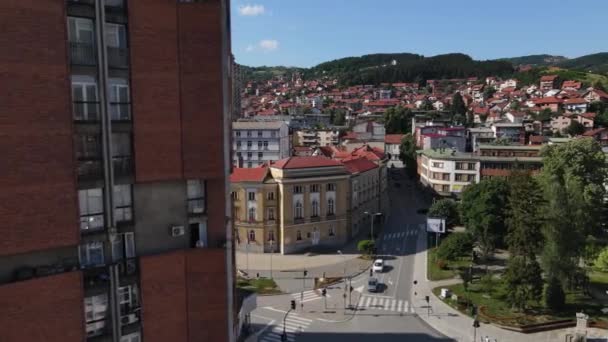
[231,156,350,254]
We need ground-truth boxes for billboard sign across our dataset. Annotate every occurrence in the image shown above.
[427,217,446,233]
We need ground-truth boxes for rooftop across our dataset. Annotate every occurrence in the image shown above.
[233,121,286,130]
[230,166,268,183]
[418,149,477,161]
[342,157,378,174]
[478,144,542,151]
[385,134,405,145]
[271,156,343,170]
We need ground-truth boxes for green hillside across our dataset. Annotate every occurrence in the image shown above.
[499,54,568,66]
[556,52,608,74]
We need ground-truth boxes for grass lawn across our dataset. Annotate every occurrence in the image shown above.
[433,273,608,327]
[237,276,281,295]
[427,246,472,281]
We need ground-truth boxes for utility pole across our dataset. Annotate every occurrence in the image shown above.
[269,240,274,279]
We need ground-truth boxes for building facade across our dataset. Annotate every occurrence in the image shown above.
[0,1,234,342]
[417,150,480,196]
[384,134,404,168]
[343,158,381,239]
[232,121,290,168]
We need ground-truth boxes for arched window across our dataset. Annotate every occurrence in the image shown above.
[248,207,256,222]
[311,199,319,217]
[248,230,255,242]
[327,198,335,215]
[296,230,302,241]
[294,201,303,219]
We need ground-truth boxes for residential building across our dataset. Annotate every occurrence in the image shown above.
[343,158,381,239]
[294,129,340,147]
[417,150,480,196]
[477,145,543,179]
[385,134,405,168]
[564,98,589,113]
[491,123,525,143]
[583,88,608,103]
[583,128,608,148]
[0,1,234,342]
[540,75,559,91]
[233,121,290,168]
[232,157,350,254]
[550,113,596,133]
[467,127,495,152]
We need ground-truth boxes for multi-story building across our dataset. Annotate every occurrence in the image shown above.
[417,150,480,196]
[343,158,381,239]
[232,121,290,168]
[294,129,340,147]
[231,157,350,254]
[0,1,235,342]
[384,134,405,168]
[540,75,560,91]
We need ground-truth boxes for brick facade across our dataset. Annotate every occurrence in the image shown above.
[140,249,228,342]
[0,272,84,342]
[0,0,79,256]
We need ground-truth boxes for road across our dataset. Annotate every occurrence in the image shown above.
[248,171,452,342]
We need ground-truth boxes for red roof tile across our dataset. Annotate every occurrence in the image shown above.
[342,157,378,174]
[230,167,268,183]
[271,156,343,169]
[385,134,405,144]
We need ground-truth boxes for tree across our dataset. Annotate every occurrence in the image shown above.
[428,199,460,227]
[544,276,566,311]
[540,139,608,283]
[483,86,496,99]
[436,233,474,261]
[505,172,544,259]
[565,120,585,136]
[399,134,418,178]
[384,106,412,134]
[504,257,543,311]
[595,247,608,272]
[357,240,375,255]
[460,179,510,260]
[451,92,467,116]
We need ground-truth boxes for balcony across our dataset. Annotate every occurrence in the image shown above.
[112,156,133,178]
[83,266,110,293]
[86,318,112,340]
[310,216,320,222]
[78,160,104,182]
[187,198,205,215]
[70,41,97,66]
[73,101,101,122]
[80,213,105,233]
[107,46,129,69]
[110,102,131,121]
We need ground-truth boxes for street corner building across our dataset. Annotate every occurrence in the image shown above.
[230,157,351,254]
[0,1,237,342]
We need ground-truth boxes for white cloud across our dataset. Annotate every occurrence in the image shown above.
[259,39,279,52]
[245,44,255,52]
[238,4,265,16]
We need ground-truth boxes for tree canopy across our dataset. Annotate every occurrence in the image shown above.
[399,134,418,178]
[384,106,412,134]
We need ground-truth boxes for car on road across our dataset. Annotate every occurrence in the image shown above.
[372,259,384,273]
[367,277,379,292]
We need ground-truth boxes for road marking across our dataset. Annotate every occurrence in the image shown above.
[388,279,393,285]
[371,297,378,307]
[263,307,288,314]
[391,300,397,311]
[252,314,277,322]
[363,296,371,307]
[397,300,403,312]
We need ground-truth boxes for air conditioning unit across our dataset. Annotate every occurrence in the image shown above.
[171,226,185,237]
[121,313,138,325]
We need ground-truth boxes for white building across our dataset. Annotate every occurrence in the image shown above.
[232,121,290,168]
[417,149,480,196]
[384,134,404,168]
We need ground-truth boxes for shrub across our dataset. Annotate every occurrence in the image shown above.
[594,247,608,272]
[544,276,565,311]
[436,233,474,261]
[357,240,375,255]
[436,259,447,270]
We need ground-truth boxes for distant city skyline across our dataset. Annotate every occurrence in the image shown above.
[231,0,607,67]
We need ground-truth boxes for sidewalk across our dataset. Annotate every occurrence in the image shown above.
[411,228,608,342]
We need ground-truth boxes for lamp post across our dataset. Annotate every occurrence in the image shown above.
[338,250,347,310]
[364,211,382,243]
[269,239,274,279]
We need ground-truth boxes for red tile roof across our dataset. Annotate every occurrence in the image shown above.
[564,98,588,105]
[230,167,268,183]
[533,97,563,105]
[342,157,378,174]
[385,134,405,144]
[583,127,606,137]
[271,156,343,169]
[540,75,558,82]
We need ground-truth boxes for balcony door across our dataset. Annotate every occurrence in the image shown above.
[68,17,95,44]
[72,76,99,121]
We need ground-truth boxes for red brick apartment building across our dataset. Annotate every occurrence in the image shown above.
[0,1,235,341]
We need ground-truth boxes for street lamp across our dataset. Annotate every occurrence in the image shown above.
[269,239,275,279]
[363,211,382,242]
[338,250,347,310]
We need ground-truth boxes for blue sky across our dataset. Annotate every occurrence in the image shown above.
[231,0,607,68]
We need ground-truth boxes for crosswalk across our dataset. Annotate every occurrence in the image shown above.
[291,290,322,303]
[382,230,418,240]
[259,313,313,342]
[357,295,413,313]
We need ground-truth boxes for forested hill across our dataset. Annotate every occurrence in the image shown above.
[500,53,608,74]
[304,53,514,85]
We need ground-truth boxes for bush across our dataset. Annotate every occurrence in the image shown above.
[594,247,608,272]
[357,240,375,255]
[436,259,447,270]
[436,233,474,261]
[544,277,565,311]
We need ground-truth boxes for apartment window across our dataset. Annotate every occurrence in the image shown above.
[247,141,252,149]
[187,180,206,214]
[80,241,105,267]
[118,284,139,317]
[267,192,275,200]
[231,191,239,200]
[258,141,263,149]
[248,230,256,242]
[79,188,104,231]
[442,185,450,192]
[72,79,99,121]
[327,198,335,216]
[271,131,277,137]
[236,131,241,137]
[432,162,444,168]
[120,333,141,342]
[248,191,256,201]
[247,152,252,159]
[258,131,263,137]
[75,134,101,160]
[248,207,256,222]
[294,201,303,219]
[247,162,253,168]
[111,133,132,177]
[247,131,252,137]
[329,225,335,236]
[258,152,263,159]
[84,294,108,337]
[263,141,269,149]
[296,230,302,241]
[326,183,336,191]
[310,184,320,193]
[111,232,135,262]
[109,79,130,120]
[267,207,275,220]
[293,185,303,194]
[311,199,319,217]
[268,230,275,242]
[113,184,133,223]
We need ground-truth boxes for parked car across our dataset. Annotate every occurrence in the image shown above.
[372,259,384,273]
[367,277,379,292]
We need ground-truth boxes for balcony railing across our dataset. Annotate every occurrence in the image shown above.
[80,213,105,232]
[187,198,205,214]
[107,46,129,69]
[73,101,100,121]
[112,156,132,178]
[109,102,131,121]
[70,41,97,66]
[118,258,138,277]
[78,160,103,181]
